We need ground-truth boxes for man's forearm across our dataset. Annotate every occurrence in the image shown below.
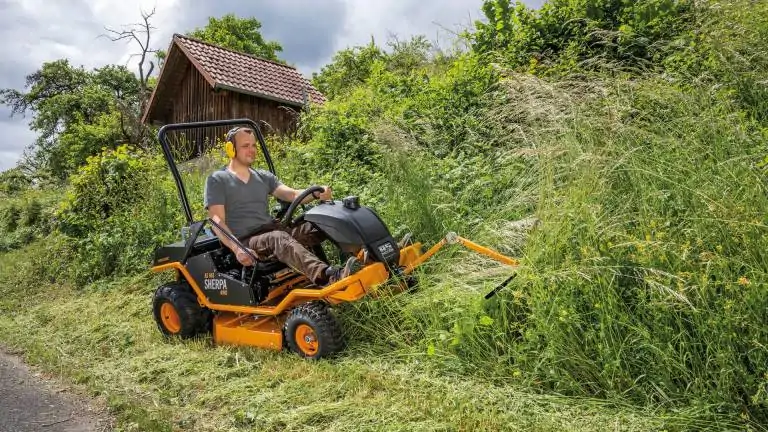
[210,218,243,253]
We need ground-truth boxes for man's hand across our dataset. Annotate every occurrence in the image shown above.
[316,185,333,201]
[235,248,256,266]
[273,184,333,204]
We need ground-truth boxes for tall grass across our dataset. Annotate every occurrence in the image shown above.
[322,71,768,426]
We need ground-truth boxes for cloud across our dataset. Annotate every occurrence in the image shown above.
[0,112,35,172]
[0,0,183,172]
[174,0,348,73]
[336,0,479,51]
[335,0,546,58]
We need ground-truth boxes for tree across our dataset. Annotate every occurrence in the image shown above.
[187,14,283,61]
[101,7,162,146]
[102,7,160,105]
[469,0,696,75]
[0,60,142,181]
[311,39,385,100]
[311,35,438,100]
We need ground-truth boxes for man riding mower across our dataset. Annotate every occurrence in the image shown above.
[150,119,520,359]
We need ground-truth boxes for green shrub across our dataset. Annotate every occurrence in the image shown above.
[470,0,697,76]
[0,204,19,233]
[19,199,42,228]
[0,188,61,251]
[0,167,32,195]
[56,145,151,237]
[50,144,183,285]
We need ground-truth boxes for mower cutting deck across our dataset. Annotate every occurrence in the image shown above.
[149,119,519,359]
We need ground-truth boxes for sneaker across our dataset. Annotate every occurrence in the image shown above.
[323,256,361,286]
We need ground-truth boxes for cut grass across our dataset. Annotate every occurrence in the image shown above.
[0,244,727,432]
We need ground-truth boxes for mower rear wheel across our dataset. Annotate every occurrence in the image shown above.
[284,301,343,359]
[153,282,211,338]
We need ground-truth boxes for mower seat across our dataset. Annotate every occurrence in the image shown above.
[208,244,288,275]
[183,221,299,278]
[251,258,288,275]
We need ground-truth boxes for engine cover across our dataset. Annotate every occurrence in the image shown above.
[304,198,400,266]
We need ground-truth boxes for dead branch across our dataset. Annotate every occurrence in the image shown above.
[99,6,162,147]
[101,6,159,100]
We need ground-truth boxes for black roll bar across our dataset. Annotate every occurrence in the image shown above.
[156,118,277,225]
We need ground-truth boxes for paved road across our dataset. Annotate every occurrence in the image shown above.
[0,348,112,432]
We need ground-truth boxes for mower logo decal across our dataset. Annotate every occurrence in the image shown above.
[204,279,227,291]
[203,273,227,292]
[378,242,395,257]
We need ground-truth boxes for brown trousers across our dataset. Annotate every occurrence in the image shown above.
[245,221,329,284]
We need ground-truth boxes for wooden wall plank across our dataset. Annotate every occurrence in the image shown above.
[165,63,302,157]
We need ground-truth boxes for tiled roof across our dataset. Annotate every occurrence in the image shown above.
[173,33,325,106]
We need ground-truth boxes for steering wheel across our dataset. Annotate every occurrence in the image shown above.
[281,185,326,227]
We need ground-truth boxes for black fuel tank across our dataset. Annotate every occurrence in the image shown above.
[304,197,400,266]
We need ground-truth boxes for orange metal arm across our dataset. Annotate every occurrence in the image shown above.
[402,238,447,273]
[403,232,519,274]
[455,236,519,266]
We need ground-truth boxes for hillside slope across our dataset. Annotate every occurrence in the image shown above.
[1,0,767,430]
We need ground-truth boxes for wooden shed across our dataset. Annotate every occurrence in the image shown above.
[142,34,325,158]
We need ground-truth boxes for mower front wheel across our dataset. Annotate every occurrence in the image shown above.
[153,282,211,339]
[283,301,344,359]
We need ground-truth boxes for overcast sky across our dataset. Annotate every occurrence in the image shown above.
[0,0,543,172]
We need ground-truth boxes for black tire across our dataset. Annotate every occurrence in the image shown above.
[283,301,344,359]
[152,282,211,339]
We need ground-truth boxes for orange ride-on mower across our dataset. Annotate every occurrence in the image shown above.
[150,119,520,359]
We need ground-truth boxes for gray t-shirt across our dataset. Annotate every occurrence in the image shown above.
[203,167,283,238]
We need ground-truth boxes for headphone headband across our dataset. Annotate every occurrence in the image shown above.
[226,126,243,144]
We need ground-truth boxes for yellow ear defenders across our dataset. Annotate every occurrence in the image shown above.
[224,127,242,159]
[224,140,236,159]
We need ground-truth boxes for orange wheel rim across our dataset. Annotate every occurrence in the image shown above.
[295,324,319,356]
[160,303,181,333]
